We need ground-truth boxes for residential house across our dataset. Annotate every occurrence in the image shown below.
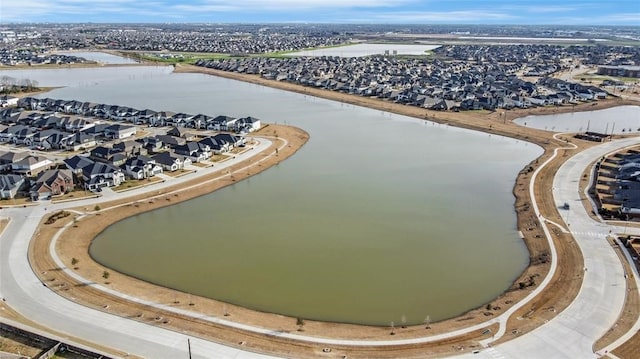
[135,109,158,125]
[64,132,97,151]
[29,129,63,149]
[30,169,74,200]
[112,140,147,157]
[62,117,95,133]
[136,136,165,154]
[89,146,127,166]
[0,151,29,171]
[0,95,19,107]
[63,155,95,177]
[213,133,245,148]
[81,162,125,191]
[173,142,210,163]
[122,155,163,180]
[155,134,186,148]
[12,126,37,145]
[234,116,261,132]
[104,124,136,140]
[207,115,237,131]
[0,125,29,143]
[152,151,192,172]
[0,174,26,199]
[10,155,53,176]
[199,136,231,154]
[166,127,195,141]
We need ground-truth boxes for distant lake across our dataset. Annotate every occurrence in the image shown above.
[0,66,171,88]
[288,43,440,57]
[54,51,139,64]
[514,106,640,134]
[11,66,540,326]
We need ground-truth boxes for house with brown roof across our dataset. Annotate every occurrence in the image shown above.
[29,169,74,200]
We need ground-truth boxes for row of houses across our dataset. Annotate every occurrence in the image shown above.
[595,149,640,219]
[0,49,88,66]
[196,53,609,112]
[0,96,252,199]
[0,148,70,200]
[0,127,246,198]
[0,107,135,151]
[17,97,262,133]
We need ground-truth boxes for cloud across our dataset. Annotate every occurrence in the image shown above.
[354,10,518,23]
[0,0,171,21]
[549,13,640,25]
[1,0,413,22]
[600,13,640,23]
[0,0,637,24]
[171,0,409,13]
[521,6,578,13]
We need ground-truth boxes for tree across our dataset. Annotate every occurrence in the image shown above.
[296,317,305,331]
[94,205,101,211]
[102,271,110,280]
[71,257,79,267]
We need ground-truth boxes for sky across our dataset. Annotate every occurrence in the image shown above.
[0,0,639,25]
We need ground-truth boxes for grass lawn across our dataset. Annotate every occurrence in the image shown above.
[113,177,163,192]
[52,190,96,203]
[163,169,195,177]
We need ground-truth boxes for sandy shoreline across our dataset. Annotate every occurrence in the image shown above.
[16,63,640,358]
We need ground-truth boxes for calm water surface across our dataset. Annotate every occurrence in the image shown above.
[54,51,139,64]
[8,67,543,325]
[515,105,640,134]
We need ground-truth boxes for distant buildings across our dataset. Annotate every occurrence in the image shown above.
[597,66,640,79]
[197,43,614,113]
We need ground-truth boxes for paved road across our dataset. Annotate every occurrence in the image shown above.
[458,136,640,359]
[2,135,640,358]
[1,140,283,359]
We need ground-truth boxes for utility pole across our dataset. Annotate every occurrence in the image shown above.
[188,338,192,359]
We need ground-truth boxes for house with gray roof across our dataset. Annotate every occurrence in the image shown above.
[104,124,136,140]
[152,151,192,172]
[81,162,125,191]
[11,155,53,176]
[0,151,29,171]
[122,155,162,180]
[64,132,97,151]
[0,174,26,199]
[173,142,210,163]
[63,155,94,175]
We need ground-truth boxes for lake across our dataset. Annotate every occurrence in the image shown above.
[3,66,541,326]
[514,105,640,134]
[54,51,139,64]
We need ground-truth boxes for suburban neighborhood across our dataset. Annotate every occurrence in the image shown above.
[194,43,640,112]
[0,97,257,200]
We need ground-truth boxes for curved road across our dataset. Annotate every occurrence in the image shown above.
[460,136,640,358]
[1,139,282,359]
[2,135,640,358]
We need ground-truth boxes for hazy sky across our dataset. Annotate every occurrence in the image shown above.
[1,0,639,24]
